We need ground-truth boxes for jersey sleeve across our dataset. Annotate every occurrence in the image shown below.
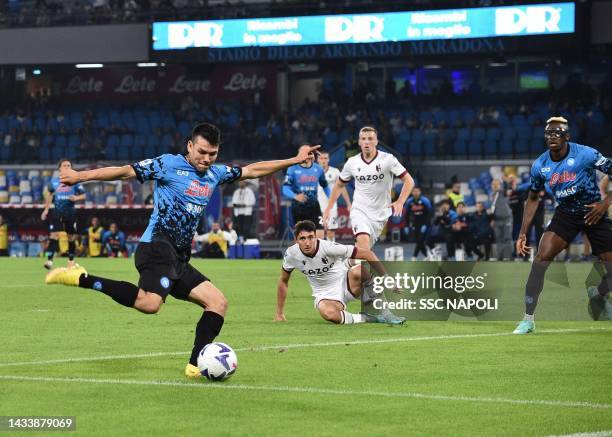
[529,161,545,192]
[338,161,353,182]
[282,250,296,272]
[323,241,356,259]
[318,167,328,188]
[47,182,55,194]
[218,165,243,185]
[589,148,612,175]
[389,155,408,177]
[131,155,170,183]
[75,184,85,195]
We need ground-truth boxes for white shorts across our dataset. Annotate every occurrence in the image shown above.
[313,271,356,309]
[350,208,386,248]
[325,211,339,230]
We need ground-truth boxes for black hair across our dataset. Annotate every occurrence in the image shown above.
[294,220,316,236]
[456,201,466,208]
[57,158,70,168]
[192,122,221,146]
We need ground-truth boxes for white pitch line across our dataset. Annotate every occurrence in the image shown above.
[546,431,612,437]
[0,327,609,368]
[0,375,610,410]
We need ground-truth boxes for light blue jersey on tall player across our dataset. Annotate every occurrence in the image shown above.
[48,177,85,217]
[282,162,329,207]
[132,154,241,250]
[530,142,611,215]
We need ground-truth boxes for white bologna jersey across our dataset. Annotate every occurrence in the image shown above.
[339,150,407,222]
[282,239,356,297]
[317,166,341,214]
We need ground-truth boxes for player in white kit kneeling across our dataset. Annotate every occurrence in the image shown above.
[275,220,405,325]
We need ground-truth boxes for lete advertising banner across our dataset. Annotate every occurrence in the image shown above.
[28,65,277,103]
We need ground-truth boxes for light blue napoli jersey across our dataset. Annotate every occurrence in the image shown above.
[48,177,85,217]
[282,162,328,207]
[530,142,611,215]
[132,154,241,250]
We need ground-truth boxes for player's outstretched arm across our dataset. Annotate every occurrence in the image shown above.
[340,186,352,210]
[516,190,540,256]
[241,145,321,180]
[390,172,415,216]
[60,165,136,186]
[323,179,346,224]
[275,269,292,322]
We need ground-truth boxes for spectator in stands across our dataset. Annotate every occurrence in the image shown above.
[194,222,231,258]
[231,180,256,239]
[427,199,457,260]
[84,217,104,257]
[223,218,239,246]
[0,214,8,256]
[405,187,432,260]
[469,201,494,260]
[490,178,513,260]
[452,202,484,260]
[447,182,464,208]
[102,222,128,257]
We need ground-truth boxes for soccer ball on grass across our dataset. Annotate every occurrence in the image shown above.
[197,342,238,381]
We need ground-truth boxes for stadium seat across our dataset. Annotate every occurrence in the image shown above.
[482,141,497,157]
[162,113,176,131]
[120,134,134,148]
[411,129,424,143]
[422,139,436,157]
[499,140,513,157]
[70,112,84,130]
[468,140,482,158]
[68,134,80,149]
[135,115,150,134]
[177,121,191,139]
[122,111,136,132]
[472,127,485,141]
[408,141,423,157]
[0,116,7,133]
[485,127,500,141]
[55,135,67,148]
[501,127,516,141]
[515,140,529,156]
[453,140,467,158]
[96,111,110,129]
[51,146,64,161]
[161,134,174,151]
[516,127,531,140]
[107,134,120,148]
[530,139,544,155]
[457,127,470,141]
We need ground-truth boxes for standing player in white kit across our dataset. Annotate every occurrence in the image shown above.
[323,126,414,250]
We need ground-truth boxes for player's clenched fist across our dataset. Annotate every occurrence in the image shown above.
[60,168,80,186]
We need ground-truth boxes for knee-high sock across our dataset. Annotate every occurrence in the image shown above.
[189,311,225,366]
[68,240,76,261]
[79,274,139,308]
[524,261,550,316]
[47,239,58,261]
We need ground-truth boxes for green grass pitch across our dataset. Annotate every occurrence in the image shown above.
[0,258,610,436]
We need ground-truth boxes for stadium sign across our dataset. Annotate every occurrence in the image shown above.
[29,66,276,102]
[152,3,574,51]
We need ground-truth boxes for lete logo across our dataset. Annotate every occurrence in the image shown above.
[548,171,576,187]
[184,180,212,197]
[223,73,267,91]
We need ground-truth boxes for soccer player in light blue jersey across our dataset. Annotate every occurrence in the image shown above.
[282,152,329,238]
[514,117,612,333]
[41,159,86,270]
[45,122,319,377]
